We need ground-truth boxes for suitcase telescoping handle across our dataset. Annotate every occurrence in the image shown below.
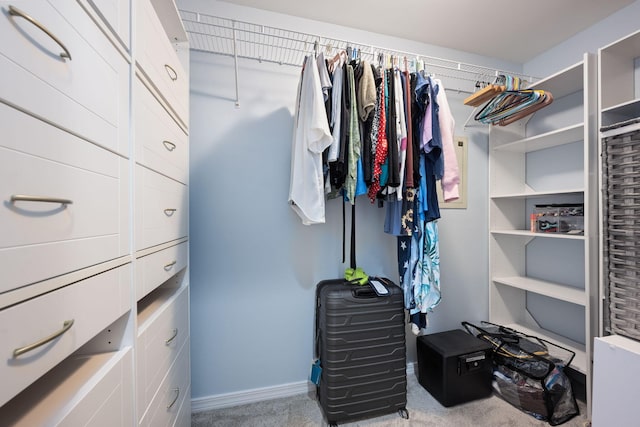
[352,287,378,298]
[352,277,391,298]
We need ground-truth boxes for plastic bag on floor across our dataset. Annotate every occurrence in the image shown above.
[462,321,579,426]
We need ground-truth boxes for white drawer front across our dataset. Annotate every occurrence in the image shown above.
[173,384,191,427]
[135,166,188,251]
[137,286,189,415]
[59,349,134,427]
[0,1,129,156]
[136,0,188,127]
[140,339,190,427]
[0,104,130,293]
[0,348,134,426]
[0,264,131,407]
[84,0,131,50]
[135,77,188,184]
[136,241,188,301]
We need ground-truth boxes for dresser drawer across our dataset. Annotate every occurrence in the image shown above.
[135,77,188,184]
[0,0,129,156]
[0,348,134,426]
[0,103,130,294]
[139,339,190,427]
[135,165,188,251]
[0,264,131,407]
[58,349,134,427]
[136,241,188,301]
[83,0,131,50]
[135,0,188,127]
[173,384,191,427]
[137,285,189,415]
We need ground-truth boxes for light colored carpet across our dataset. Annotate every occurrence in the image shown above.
[191,375,590,427]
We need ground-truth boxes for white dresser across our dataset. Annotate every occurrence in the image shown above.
[0,1,190,425]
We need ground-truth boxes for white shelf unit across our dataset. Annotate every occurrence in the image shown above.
[598,29,640,128]
[593,28,640,427]
[488,54,598,414]
[598,29,640,337]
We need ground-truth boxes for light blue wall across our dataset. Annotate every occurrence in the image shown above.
[524,0,640,78]
[179,0,638,401]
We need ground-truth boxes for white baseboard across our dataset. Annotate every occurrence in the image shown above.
[191,362,416,413]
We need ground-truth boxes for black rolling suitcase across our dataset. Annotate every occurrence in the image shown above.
[314,278,409,426]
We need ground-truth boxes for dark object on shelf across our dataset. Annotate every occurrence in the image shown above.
[462,321,579,426]
[314,278,409,426]
[416,329,493,407]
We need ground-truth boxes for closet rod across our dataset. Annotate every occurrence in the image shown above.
[180,9,537,99]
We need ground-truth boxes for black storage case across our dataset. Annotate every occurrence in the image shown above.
[416,329,493,407]
[315,278,408,425]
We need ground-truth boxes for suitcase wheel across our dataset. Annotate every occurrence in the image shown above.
[399,408,409,419]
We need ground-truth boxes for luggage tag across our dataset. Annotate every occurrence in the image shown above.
[310,359,322,385]
[369,278,390,296]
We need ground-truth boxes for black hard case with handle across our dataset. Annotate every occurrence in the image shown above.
[315,278,408,425]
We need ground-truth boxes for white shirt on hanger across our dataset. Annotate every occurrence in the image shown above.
[288,55,333,225]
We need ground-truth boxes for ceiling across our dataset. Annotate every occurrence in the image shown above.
[219,0,635,64]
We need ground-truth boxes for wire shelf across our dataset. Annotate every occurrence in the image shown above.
[179,9,536,93]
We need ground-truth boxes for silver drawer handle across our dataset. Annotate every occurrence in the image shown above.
[164,64,178,81]
[164,208,177,216]
[11,194,73,205]
[167,387,180,409]
[162,140,176,152]
[13,319,75,358]
[165,328,178,345]
[164,260,177,270]
[8,5,72,60]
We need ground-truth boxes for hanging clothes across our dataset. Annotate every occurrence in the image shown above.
[343,63,361,203]
[329,62,350,192]
[326,58,344,164]
[368,69,388,203]
[288,55,333,225]
[435,78,460,202]
[358,61,377,185]
[289,53,451,331]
